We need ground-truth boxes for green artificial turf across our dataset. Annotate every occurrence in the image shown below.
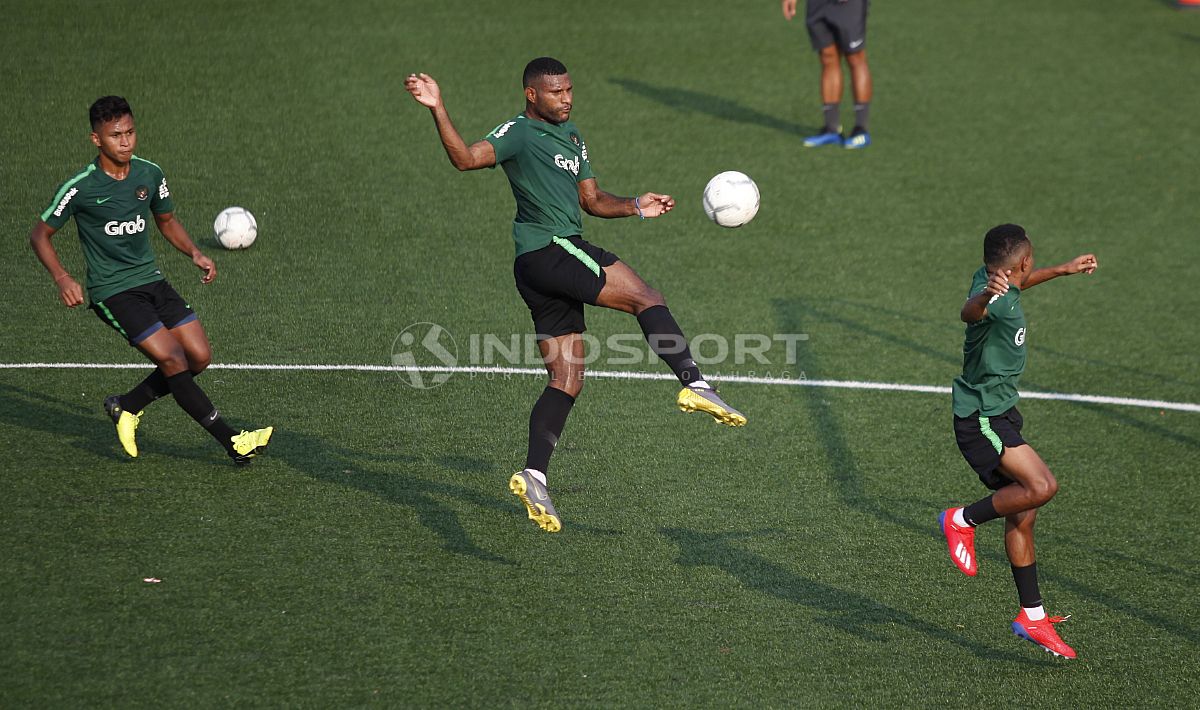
[2,0,1198,706]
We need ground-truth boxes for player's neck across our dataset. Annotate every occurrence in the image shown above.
[98,153,131,180]
[523,107,559,126]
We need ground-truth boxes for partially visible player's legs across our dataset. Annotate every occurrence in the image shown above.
[1005,507,1076,657]
[511,333,582,533]
[804,44,846,147]
[117,318,213,415]
[843,49,872,149]
[596,261,745,426]
[133,328,270,464]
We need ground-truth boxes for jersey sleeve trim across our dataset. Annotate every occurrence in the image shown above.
[40,164,96,222]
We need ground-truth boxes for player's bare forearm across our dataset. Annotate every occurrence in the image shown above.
[960,268,1012,323]
[156,212,217,284]
[29,220,84,307]
[405,72,495,171]
[578,179,674,219]
[960,292,992,323]
[1022,254,1098,290]
[580,188,638,218]
[155,213,202,258]
[29,221,69,280]
[426,106,495,171]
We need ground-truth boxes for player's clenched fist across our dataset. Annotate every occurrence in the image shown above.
[984,268,1011,299]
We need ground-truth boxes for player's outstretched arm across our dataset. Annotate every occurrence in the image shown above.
[578,178,674,219]
[405,73,495,171]
[960,268,1011,323]
[154,212,216,284]
[1022,253,1098,290]
[29,220,83,308]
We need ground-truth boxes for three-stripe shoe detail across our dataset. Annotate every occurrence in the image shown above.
[939,508,978,576]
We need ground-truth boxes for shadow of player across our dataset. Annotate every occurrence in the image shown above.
[660,526,1038,664]
[609,77,810,137]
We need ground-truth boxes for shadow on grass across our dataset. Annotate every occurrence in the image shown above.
[0,380,215,464]
[772,297,1200,648]
[260,428,623,565]
[661,527,1037,663]
[609,77,809,137]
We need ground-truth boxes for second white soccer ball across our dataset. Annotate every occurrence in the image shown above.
[213,207,258,250]
[702,171,760,228]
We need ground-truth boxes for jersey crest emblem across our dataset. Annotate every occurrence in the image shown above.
[570,133,579,145]
[135,185,150,201]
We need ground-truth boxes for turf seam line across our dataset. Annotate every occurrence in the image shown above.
[2,362,1197,413]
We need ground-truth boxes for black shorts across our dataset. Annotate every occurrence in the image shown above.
[806,0,869,54]
[91,280,197,345]
[513,235,619,339]
[954,407,1027,490]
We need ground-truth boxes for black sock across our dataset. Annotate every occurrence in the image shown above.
[1012,562,1042,608]
[526,387,576,474]
[963,495,1000,527]
[636,305,703,387]
[166,371,237,451]
[823,103,840,133]
[121,369,171,413]
[853,102,869,132]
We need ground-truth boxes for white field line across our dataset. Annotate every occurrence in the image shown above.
[2,361,1198,413]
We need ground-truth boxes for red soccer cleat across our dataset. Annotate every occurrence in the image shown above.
[939,508,978,576]
[1012,610,1076,659]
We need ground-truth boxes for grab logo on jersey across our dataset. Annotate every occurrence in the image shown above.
[1014,327,1026,346]
[105,215,147,236]
[52,187,79,217]
[554,153,580,176]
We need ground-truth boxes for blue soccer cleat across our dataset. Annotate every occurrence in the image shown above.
[844,129,871,149]
[803,131,844,148]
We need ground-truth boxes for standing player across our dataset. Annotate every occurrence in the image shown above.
[29,96,272,464]
[406,58,746,534]
[782,0,873,149]
[939,224,1097,658]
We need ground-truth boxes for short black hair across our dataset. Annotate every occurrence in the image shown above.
[522,57,568,88]
[983,223,1030,267]
[89,96,132,130]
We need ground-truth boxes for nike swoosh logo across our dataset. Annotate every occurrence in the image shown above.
[537,131,549,136]
[849,39,864,49]
[96,196,112,204]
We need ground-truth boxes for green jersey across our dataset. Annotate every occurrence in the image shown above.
[40,155,175,304]
[952,266,1028,417]
[483,113,595,257]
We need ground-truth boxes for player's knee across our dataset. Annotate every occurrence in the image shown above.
[188,347,212,373]
[819,45,840,65]
[1029,473,1058,506]
[550,372,583,398]
[641,287,666,310]
[156,348,189,375]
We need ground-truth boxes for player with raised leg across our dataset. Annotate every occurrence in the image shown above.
[29,96,273,465]
[939,224,1097,658]
[406,58,746,533]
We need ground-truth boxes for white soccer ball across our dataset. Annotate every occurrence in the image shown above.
[213,207,258,249]
[702,171,760,228]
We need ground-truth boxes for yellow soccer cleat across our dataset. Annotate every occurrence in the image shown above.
[677,385,747,427]
[104,394,142,458]
[509,469,562,533]
[229,426,274,465]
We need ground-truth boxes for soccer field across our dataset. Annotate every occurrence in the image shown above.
[3,0,1199,706]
